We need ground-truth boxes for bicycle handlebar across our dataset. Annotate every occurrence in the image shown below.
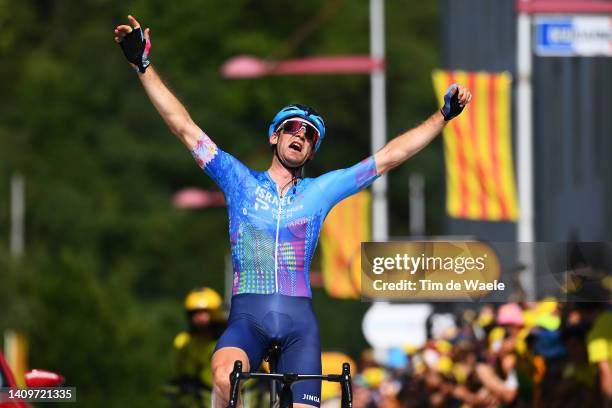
[226,360,353,408]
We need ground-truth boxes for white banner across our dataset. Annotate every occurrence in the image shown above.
[535,15,612,56]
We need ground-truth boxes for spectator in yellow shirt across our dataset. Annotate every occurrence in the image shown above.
[166,288,226,407]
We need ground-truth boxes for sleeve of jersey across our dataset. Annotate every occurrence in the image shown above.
[189,132,250,195]
[315,156,380,210]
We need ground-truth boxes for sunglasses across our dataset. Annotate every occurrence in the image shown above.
[276,119,320,144]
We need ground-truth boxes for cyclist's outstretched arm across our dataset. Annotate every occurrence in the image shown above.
[374,84,472,175]
[114,15,202,150]
[137,66,203,149]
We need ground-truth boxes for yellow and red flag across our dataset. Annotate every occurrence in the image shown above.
[432,70,519,221]
[320,190,371,299]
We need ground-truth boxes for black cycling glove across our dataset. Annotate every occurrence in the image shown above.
[119,27,151,73]
[440,84,464,121]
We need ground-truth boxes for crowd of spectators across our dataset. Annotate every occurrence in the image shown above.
[337,299,611,408]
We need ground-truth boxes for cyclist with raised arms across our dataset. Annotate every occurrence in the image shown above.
[114,15,472,408]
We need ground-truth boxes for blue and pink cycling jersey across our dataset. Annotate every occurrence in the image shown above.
[191,132,378,406]
[191,133,379,298]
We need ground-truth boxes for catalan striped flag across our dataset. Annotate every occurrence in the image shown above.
[320,190,371,299]
[432,70,519,221]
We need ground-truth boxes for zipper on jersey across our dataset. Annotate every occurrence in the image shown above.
[270,173,298,294]
[273,193,282,293]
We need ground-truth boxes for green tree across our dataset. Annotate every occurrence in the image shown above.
[0,1,441,405]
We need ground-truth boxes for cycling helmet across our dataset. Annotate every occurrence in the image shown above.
[184,287,222,312]
[268,104,326,152]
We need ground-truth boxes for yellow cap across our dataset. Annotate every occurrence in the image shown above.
[184,287,223,311]
[535,298,558,316]
[436,340,453,355]
[403,343,418,356]
[362,367,386,388]
[478,309,495,327]
[437,356,453,374]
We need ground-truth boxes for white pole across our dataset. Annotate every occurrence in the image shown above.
[8,174,27,386]
[409,173,425,236]
[516,9,536,299]
[370,0,388,242]
[10,174,25,258]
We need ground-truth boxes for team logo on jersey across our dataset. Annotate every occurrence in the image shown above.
[254,185,294,211]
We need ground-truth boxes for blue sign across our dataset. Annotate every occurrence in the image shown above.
[535,18,574,55]
[534,16,612,57]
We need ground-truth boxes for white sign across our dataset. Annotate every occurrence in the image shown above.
[362,303,432,349]
[535,15,612,56]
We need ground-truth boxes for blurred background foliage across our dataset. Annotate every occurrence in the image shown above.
[0,0,440,405]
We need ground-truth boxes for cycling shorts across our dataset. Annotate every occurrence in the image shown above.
[215,293,322,407]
